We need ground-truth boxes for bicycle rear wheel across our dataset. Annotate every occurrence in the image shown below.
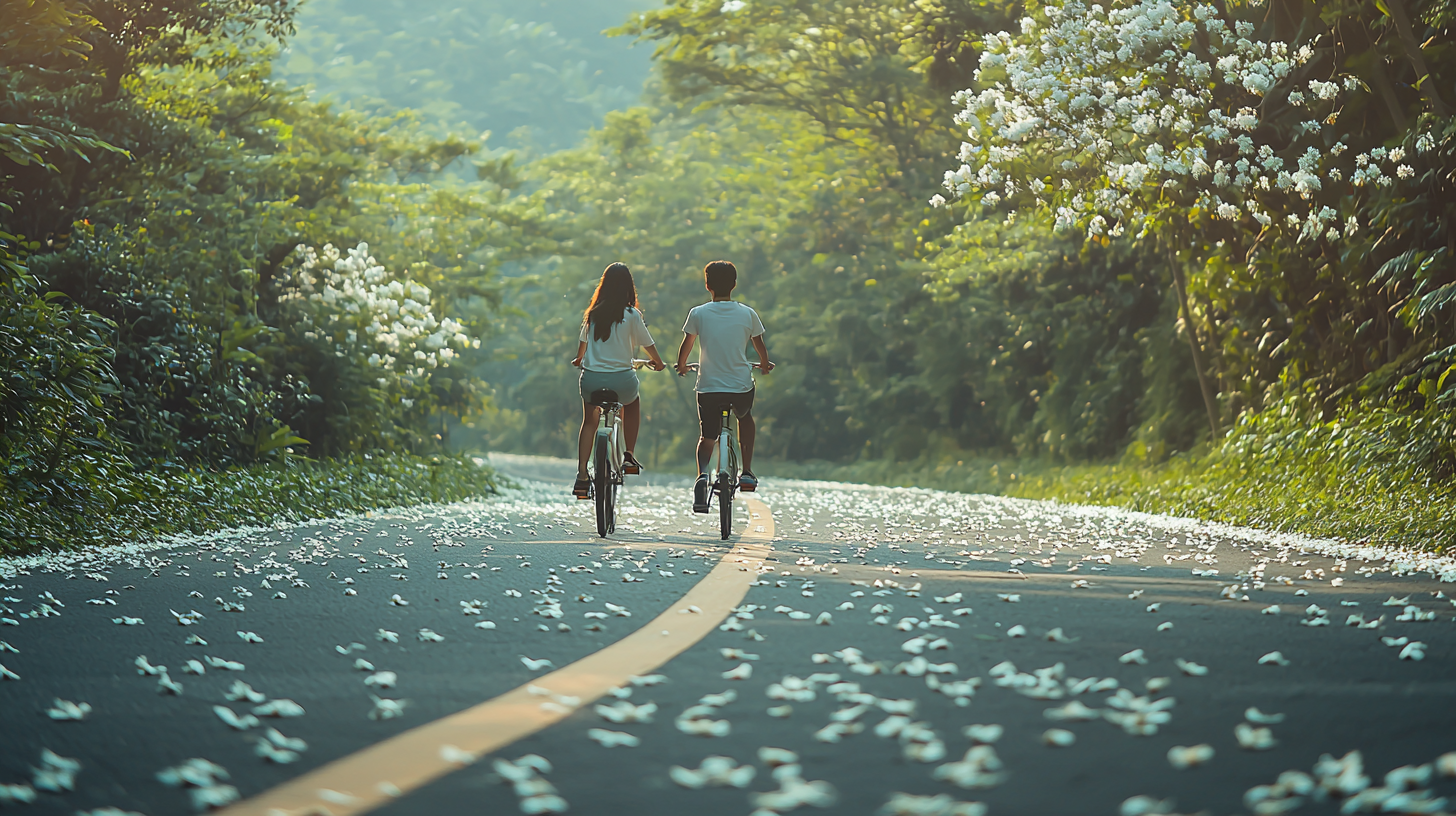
[718,475,733,540]
[594,433,615,537]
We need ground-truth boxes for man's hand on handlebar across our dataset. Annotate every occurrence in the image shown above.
[676,361,693,377]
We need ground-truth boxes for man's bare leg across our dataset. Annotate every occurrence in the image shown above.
[739,413,756,473]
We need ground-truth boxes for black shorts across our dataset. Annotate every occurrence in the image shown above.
[697,389,755,439]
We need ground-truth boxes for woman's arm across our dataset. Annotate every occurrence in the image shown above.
[570,340,587,367]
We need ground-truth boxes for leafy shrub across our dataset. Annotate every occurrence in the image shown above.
[0,452,502,556]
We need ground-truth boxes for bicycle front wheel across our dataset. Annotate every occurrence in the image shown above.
[594,433,615,537]
[718,476,733,540]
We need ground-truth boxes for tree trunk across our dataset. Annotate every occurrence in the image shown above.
[1385,0,1451,116]
[1169,249,1223,439]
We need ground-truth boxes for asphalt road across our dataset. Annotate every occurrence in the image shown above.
[2,454,1455,816]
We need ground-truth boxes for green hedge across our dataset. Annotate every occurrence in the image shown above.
[0,454,504,556]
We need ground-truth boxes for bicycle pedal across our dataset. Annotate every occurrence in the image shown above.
[739,485,756,492]
[623,464,640,475]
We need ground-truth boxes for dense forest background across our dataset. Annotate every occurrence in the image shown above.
[3,0,1454,552]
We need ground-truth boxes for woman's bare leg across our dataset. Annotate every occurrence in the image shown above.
[577,402,600,479]
[623,398,641,456]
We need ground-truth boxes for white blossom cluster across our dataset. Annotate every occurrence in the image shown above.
[938,0,1361,244]
[278,243,477,383]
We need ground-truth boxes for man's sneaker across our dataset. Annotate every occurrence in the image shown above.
[693,474,710,513]
[739,471,758,492]
[623,452,642,475]
[573,478,591,500]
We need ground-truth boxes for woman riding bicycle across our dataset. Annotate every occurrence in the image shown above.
[570,262,665,498]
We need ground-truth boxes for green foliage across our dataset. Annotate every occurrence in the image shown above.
[275,0,651,150]
[0,452,503,556]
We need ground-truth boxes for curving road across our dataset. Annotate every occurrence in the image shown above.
[1,453,1454,816]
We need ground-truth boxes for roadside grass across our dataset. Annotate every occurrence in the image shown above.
[765,436,1456,554]
[1,453,505,556]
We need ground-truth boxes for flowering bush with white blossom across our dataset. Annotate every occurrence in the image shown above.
[937,0,1417,245]
[278,242,479,390]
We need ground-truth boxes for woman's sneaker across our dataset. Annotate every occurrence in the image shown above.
[739,471,758,492]
[693,474,710,513]
[573,478,591,500]
[623,452,642,475]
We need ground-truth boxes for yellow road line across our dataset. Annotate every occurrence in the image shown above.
[217,497,775,816]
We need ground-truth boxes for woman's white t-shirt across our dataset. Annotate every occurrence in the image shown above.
[579,307,655,372]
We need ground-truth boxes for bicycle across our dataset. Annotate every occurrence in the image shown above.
[682,362,763,540]
[583,359,657,538]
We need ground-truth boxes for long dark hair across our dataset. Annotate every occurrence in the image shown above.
[584,262,639,343]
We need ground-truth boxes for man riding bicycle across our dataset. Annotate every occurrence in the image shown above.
[675,260,773,513]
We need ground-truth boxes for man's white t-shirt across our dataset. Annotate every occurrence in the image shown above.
[579,307,655,372]
[682,300,765,393]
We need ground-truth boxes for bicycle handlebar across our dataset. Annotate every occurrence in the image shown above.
[680,362,767,372]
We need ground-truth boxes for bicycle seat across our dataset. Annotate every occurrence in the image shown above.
[589,388,621,407]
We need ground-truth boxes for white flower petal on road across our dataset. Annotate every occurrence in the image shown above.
[1167,744,1215,769]
[335,642,367,655]
[767,704,793,717]
[1119,649,1149,665]
[882,792,986,816]
[1235,722,1277,750]
[204,656,244,671]
[996,594,1020,603]
[722,663,753,680]
[368,695,408,720]
[389,594,409,606]
[0,784,36,804]
[184,635,207,646]
[439,745,476,765]
[254,741,300,765]
[1244,707,1285,724]
[1044,628,1076,643]
[586,729,640,748]
[521,656,554,672]
[1258,651,1291,666]
[1119,795,1177,816]
[353,658,375,671]
[182,659,206,675]
[112,617,144,625]
[236,631,264,644]
[364,671,398,689]
[816,612,834,625]
[1044,701,1100,722]
[134,656,165,676]
[1398,642,1427,661]
[962,724,1003,744]
[1042,728,1076,747]
[376,629,399,643]
[417,628,444,643]
[596,701,656,724]
[1005,625,1027,638]
[1261,605,1281,615]
[1174,659,1208,676]
[156,671,184,695]
[45,699,92,721]
[475,620,497,629]
[1156,622,1174,632]
[263,728,306,752]
[31,748,81,792]
[933,745,1007,789]
[669,756,756,789]
[214,705,260,731]
[252,699,305,718]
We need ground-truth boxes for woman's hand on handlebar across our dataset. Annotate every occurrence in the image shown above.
[755,361,774,374]
[633,358,667,372]
[570,355,583,368]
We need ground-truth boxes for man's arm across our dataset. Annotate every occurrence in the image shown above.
[751,334,773,373]
[676,333,696,376]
